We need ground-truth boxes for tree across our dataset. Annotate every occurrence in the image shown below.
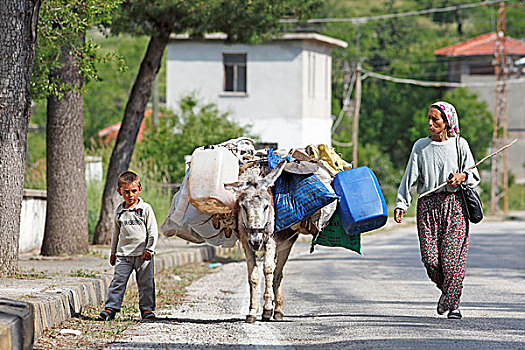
[40,36,90,255]
[93,0,323,244]
[35,0,120,255]
[0,0,41,276]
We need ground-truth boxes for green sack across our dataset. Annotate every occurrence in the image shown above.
[315,209,361,254]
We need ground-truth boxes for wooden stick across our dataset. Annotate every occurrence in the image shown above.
[419,139,517,198]
[465,139,517,171]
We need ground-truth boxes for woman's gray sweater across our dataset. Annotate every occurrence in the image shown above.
[395,136,480,212]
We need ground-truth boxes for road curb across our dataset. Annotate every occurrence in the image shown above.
[3,244,235,349]
[0,298,34,350]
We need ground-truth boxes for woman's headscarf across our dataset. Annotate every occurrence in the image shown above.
[431,101,460,136]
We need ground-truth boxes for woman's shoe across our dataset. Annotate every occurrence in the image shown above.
[437,294,447,315]
[447,309,462,319]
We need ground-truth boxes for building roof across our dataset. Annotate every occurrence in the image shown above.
[434,32,525,57]
[169,32,348,49]
[97,109,152,145]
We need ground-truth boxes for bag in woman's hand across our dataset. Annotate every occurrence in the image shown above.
[460,183,483,223]
[455,136,483,224]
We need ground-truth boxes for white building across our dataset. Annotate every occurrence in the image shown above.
[166,33,347,149]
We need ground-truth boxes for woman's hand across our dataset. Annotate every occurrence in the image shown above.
[447,173,467,187]
[394,208,404,223]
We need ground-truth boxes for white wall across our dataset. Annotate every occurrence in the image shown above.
[301,42,333,146]
[166,39,334,149]
[19,190,46,254]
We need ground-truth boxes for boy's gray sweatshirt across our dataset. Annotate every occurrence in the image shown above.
[111,198,158,256]
[395,136,480,212]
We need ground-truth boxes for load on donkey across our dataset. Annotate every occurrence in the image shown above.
[161,137,388,323]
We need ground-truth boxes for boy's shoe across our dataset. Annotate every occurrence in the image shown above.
[437,294,447,315]
[447,309,462,319]
[141,310,155,320]
[99,308,116,321]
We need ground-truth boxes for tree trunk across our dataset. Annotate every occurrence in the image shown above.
[0,0,40,276]
[93,30,169,244]
[40,35,89,256]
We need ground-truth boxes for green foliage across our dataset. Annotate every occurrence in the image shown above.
[134,95,251,183]
[111,0,324,42]
[31,0,122,99]
[83,34,156,143]
[508,183,525,210]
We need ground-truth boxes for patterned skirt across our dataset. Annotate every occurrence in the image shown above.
[417,191,469,311]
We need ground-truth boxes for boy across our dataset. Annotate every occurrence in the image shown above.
[99,171,158,321]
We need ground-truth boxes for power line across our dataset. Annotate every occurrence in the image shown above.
[361,68,525,87]
[281,0,508,24]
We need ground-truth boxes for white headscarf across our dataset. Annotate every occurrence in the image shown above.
[431,101,460,136]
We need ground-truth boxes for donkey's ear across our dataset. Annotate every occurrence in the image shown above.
[224,181,250,193]
[261,160,286,188]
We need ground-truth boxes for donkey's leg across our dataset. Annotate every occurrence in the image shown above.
[240,239,259,323]
[262,237,277,321]
[273,235,298,321]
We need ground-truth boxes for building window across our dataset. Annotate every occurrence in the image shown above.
[469,64,495,75]
[223,54,247,93]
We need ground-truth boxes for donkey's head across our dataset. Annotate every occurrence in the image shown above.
[226,160,286,251]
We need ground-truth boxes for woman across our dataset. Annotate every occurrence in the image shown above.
[394,102,480,319]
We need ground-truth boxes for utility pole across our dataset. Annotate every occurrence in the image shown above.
[352,32,362,168]
[490,2,509,214]
[352,61,362,168]
[342,60,352,116]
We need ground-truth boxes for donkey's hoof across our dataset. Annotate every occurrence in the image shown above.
[262,309,273,321]
[273,311,283,321]
[245,315,257,324]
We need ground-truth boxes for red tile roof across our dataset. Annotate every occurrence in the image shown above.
[97,109,152,145]
[434,32,525,57]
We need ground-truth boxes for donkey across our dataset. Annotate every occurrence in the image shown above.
[225,160,299,323]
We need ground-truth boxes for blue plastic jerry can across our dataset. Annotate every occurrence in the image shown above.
[332,166,388,235]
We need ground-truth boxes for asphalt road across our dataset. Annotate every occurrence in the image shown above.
[104,220,525,349]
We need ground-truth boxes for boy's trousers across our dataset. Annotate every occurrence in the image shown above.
[105,256,155,312]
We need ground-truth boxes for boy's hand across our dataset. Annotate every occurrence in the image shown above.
[142,249,152,260]
[109,254,116,266]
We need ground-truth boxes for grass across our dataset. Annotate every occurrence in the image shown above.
[34,262,212,350]
[14,268,49,280]
[508,183,525,211]
[69,269,100,278]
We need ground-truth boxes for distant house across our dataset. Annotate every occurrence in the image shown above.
[435,32,525,183]
[165,32,347,149]
[96,109,151,145]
